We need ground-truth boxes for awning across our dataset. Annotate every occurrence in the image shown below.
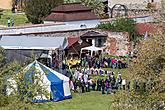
[81,46,103,51]
[81,45,103,56]
[0,35,68,50]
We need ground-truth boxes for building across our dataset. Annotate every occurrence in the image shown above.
[66,36,91,57]
[44,3,100,25]
[108,0,161,9]
[80,31,108,47]
[108,0,161,19]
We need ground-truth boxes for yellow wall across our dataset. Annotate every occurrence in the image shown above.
[0,0,12,9]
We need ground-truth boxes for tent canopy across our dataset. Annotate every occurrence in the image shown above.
[23,60,72,102]
[0,35,68,50]
[81,45,103,56]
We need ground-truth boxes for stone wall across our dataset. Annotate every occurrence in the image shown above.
[105,31,131,56]
[108,0,161,9]
[29,29,131,56]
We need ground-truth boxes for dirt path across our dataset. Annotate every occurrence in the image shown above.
[0,0,12,9]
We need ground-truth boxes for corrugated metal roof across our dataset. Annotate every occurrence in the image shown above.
[0,36,67,50]
[81,31,107,38]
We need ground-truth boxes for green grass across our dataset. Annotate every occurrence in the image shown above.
[0,10,28,26]
[103,68,128,78]
[35,91,113,110]
[35,68,128,110]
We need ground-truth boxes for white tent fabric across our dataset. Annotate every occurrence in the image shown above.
[7,60,72,102]
[0,35,68,50]
[24,61,52,101]
[81,46,103,56]
[25,60,72,102]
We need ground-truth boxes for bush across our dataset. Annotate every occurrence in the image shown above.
[98,18,138,41]
[24,0,63,24]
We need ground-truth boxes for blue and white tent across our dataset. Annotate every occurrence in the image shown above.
[24,60,72,102]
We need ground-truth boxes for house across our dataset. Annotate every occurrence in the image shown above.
[44,3,100,26]
[66,36,91,57]
[80,31,108,47]
[0,3,100,36]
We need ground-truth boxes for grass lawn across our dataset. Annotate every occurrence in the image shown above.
[0,10,28,27]
[103,68,128,78]
[35,91,113,110]
[35,68,128,110]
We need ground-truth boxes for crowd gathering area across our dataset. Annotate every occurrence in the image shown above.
[52,53,134,95]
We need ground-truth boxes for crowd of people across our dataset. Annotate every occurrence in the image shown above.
[70,68,131,94]
[81,56,128,69]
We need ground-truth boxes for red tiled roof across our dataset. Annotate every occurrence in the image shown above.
[52,3,91,12]
[135,23,158,35]
[67,37,79,47]
[44,3,99,22]
[44,11,99,22]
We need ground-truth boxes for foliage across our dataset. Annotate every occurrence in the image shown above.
[160,0,165,21]
[112,35,165,110]
[0,10,28,26]
[24,0,63,24]
[98,17,138,41]
[0,48,49,110]
[65,0,105,17]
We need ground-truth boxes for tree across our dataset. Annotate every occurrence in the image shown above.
[160,0,165,21]
[65,0,105,17]
[111,35,165,110]
[0,48,48,110]
[24,0,63,24]
[98,18,138,42]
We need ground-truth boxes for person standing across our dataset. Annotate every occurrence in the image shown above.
[11,19,14,27]
[7,18,11,27]
[97,78,101,91]
[101,79,105,94]
[122,79,126,90]
[92,80,96,91]
[106,80,110,94]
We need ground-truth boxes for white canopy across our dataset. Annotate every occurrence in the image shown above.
[81,45,103,56]
[0,35,67,50]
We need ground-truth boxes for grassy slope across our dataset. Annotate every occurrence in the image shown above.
[35,91,113,110]
[35,68,128,110]
[0,10,28,26]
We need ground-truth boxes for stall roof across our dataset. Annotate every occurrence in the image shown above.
[0,36,67,50]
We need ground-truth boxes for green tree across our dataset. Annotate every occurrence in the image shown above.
[0,48,49,110]
[160,0,165,21]
[98,18,138,42]
[111,35,165,110]
[24,0,63,24]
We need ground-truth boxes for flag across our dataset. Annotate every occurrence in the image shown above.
[144,31,148,40]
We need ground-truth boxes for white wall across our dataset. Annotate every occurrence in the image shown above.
[0,20,100,35]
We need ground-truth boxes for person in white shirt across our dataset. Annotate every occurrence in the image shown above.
[7,18,11,27]
[122,79,126,90]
